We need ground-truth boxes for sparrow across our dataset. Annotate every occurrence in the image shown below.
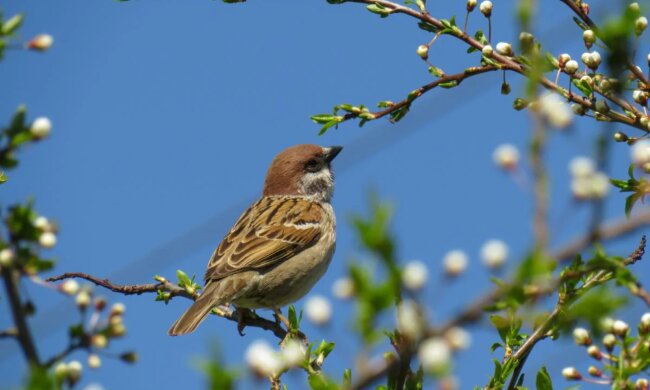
[168,144,342,336]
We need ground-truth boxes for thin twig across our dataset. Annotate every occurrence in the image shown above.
[1,268,40,366]
[45,272,289,340]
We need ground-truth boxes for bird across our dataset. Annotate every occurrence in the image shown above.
[168,144,342,336]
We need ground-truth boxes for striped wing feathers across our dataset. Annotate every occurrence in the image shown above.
[204,197,323,282]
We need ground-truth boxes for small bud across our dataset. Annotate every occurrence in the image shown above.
[583,29,596,48]
[34,216,50,230]
[87,354,101,369]
[513,98,529,111]
[588,365,603,377]
[594,99,609,113]
[91,334,107,349]
[482,45,493,57]
[110,302,126,316]
[442,250,469,276]
[571,103,586,116]
[416,45,429,60]
[501,82,511,95]
[444,327,472,350]
[558,53,571,67]
[39,232,57,249]
[94,296,107,311]
[119,351,138,364]
[110,314,123,326]
[67,360,82,385]
[629,3,641,14]
[562,366,582,380]
[30,117,52,139]
[613,319,630,337]
[601,317,614,332]
[564,60,579,75]
[614,131,629,142]
[493,144,520,170]
[480,239,508,268]
[26,34,54,51]
[467,0,477,12]
[332,277,355,299]
[60,280,80,296]
[636,378,649,390]
[636,16,648,36]
[0,248,15,267]
[580,75,593,86]
[642,162,650,174]
[110,322,127,337]
[53,362,68,380]
[643,117,650,129]
[640,312,650,333]
[573,327,592,346]
[402,260,429,290]
[587,345,602,360]
[519,32,534,49]
[496,42,513,56]
[569,156,595,178]
[581,3,590,15]
[603,333,617,350]
[305,295,332,326]
[75,291,91,310]
[633,90,649,106]
[418,338,451,372]
[631,140,650,165]
[479,1,492,17]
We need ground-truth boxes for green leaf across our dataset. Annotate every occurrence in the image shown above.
[625,193,640,218]
[2,14,23,36]
[439,80,458,89]
[536,366,553,390]
[490,315,510,342]
[0,171,7,183]
[366,3,392,17]
[176,269,192,287]
[417,21,439,33]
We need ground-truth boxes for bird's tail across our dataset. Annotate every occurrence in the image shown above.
[168,283,221,336]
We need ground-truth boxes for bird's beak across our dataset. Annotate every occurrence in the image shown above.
[324,146,343,163]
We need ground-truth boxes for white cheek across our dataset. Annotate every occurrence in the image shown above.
[299,168,334,200]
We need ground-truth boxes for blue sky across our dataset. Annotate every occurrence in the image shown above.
[1,0,649,389]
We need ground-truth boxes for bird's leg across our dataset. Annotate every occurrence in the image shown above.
[235,307,254,336]
[273,308,291,329]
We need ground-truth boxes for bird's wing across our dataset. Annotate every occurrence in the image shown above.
[204,197,324,282]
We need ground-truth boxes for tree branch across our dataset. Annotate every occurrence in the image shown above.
[1,268,40,366]
[44,272,289,341]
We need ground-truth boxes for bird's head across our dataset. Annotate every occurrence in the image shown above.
[263,144,343,202]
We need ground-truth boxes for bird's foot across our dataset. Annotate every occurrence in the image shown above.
[235,308,254,336]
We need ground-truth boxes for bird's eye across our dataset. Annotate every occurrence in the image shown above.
[305,159,320,172]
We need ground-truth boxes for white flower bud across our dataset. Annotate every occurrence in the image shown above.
[636,16,648,36]
[397,300,424,340]
[245,340,282,377]
[613,319,629,337]
[34,216,50,230]
[467,0,477,11]
[588,365,602,377]
[569,156,595,178]
[633,90,649,106]
[641,312,650,331]
[39,232,57,248]
[75,290,91,310]
[603,333,617,350]
[281,339,306,367]
[631,140,650,165]
[110,322,126,337]
[402,260,428,290]
[587,345,602,359]
[571,176,591,200]
[493,144,520,170]
[562,366,581,380]
[442,250,469,276]
[564,60,579,75]
[87,354,101,369]
[91,334,107,349]
[636,378,649,390]
[495,42,513,56]
[332,277,354,299]
[30,117,52,139]
[60,280,80,296]
[0,248,15,267]
[53,362,68,380]
[480,239,508,268]
[583,29,596,47]
[444,327,472,350]
[629,3,640,14]
[589,172,610,200]
[589,51,601,69]
[67,360,82,384]
[539,92,572,128]
[558,53,571,66]
[482,45,493,57]
[417,45,429,60]
[573,327,591,345]
[305,295,332,326]
[418,338,451,372]
[27,34,54,51]
[479,1,493,17]
[110,302,126,316]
